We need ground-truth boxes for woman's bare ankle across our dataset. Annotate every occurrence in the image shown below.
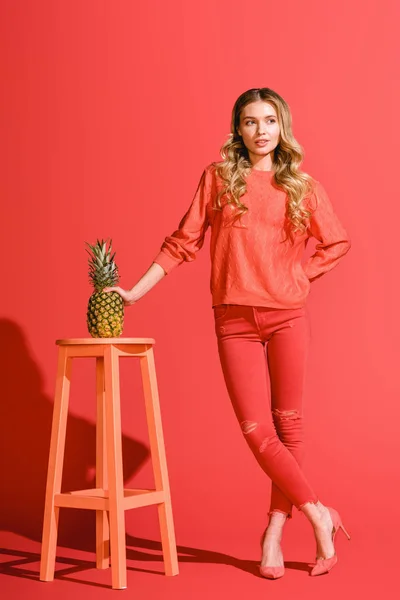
[264,511,287,539]
[269,510,288,521]
[299,500,327,527]
[269,511,288,527]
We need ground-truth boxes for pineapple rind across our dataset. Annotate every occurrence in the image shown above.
[87,291,124,338]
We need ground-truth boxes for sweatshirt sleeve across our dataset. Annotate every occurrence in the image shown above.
[153,165,212,275]
[302,180,351,283]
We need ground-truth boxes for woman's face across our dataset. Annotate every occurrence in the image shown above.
[237,100,281,161]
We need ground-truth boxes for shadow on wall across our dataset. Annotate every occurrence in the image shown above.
[0,319,149,551]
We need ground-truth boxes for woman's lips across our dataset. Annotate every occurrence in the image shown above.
[255,140,269,146]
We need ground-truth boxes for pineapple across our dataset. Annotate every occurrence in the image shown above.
[86,238,124,338]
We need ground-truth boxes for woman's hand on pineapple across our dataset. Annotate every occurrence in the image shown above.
[103,286,137,306]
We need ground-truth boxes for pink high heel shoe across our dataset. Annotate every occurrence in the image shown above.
[310,506,351,576]
[259,526,285,580]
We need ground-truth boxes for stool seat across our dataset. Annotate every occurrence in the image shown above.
[40,337,179,589]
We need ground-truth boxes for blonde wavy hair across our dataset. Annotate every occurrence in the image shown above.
[213,87,316,243]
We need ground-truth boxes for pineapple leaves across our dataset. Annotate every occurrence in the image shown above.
[85,237,120,291]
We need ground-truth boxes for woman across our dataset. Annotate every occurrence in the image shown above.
[104,87,352,579]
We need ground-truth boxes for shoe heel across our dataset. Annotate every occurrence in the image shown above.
[338,522,351,540]
[327,507,351,541]
[311,507,350,577]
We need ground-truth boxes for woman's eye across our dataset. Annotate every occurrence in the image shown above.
[245,119,276,125]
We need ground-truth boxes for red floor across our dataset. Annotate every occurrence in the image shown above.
[0,517,391,600]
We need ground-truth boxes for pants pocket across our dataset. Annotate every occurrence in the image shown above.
[213,304,230,320]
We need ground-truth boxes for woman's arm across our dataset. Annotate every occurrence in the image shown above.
[302,180,351,283]
[103,262,166,305]
[104,164,213,305]
[152,164,213,274]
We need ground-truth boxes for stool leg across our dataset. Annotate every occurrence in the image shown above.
[96,357,110,569]
[104,346,127,590]
[140,347,179,576]
[40,347,71,581]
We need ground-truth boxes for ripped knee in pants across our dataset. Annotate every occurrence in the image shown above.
[272,408,301,421]
[240,420,258,435]
[240,410,301,454]
[240,420,274,454]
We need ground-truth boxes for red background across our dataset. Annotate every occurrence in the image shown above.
[1,0,398,598]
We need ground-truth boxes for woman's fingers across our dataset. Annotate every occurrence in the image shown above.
[103,286,136,306]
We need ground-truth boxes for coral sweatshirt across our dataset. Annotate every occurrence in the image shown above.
[153,163,351,309]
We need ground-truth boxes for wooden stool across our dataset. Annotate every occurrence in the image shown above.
[39,338,179,589]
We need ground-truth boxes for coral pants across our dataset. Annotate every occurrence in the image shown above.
[213,303,319,519]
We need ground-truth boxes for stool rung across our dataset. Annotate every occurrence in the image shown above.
[70,487,106,497]
[54,488,165,511]
[124,489,165,509]
[54,492,107,510]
